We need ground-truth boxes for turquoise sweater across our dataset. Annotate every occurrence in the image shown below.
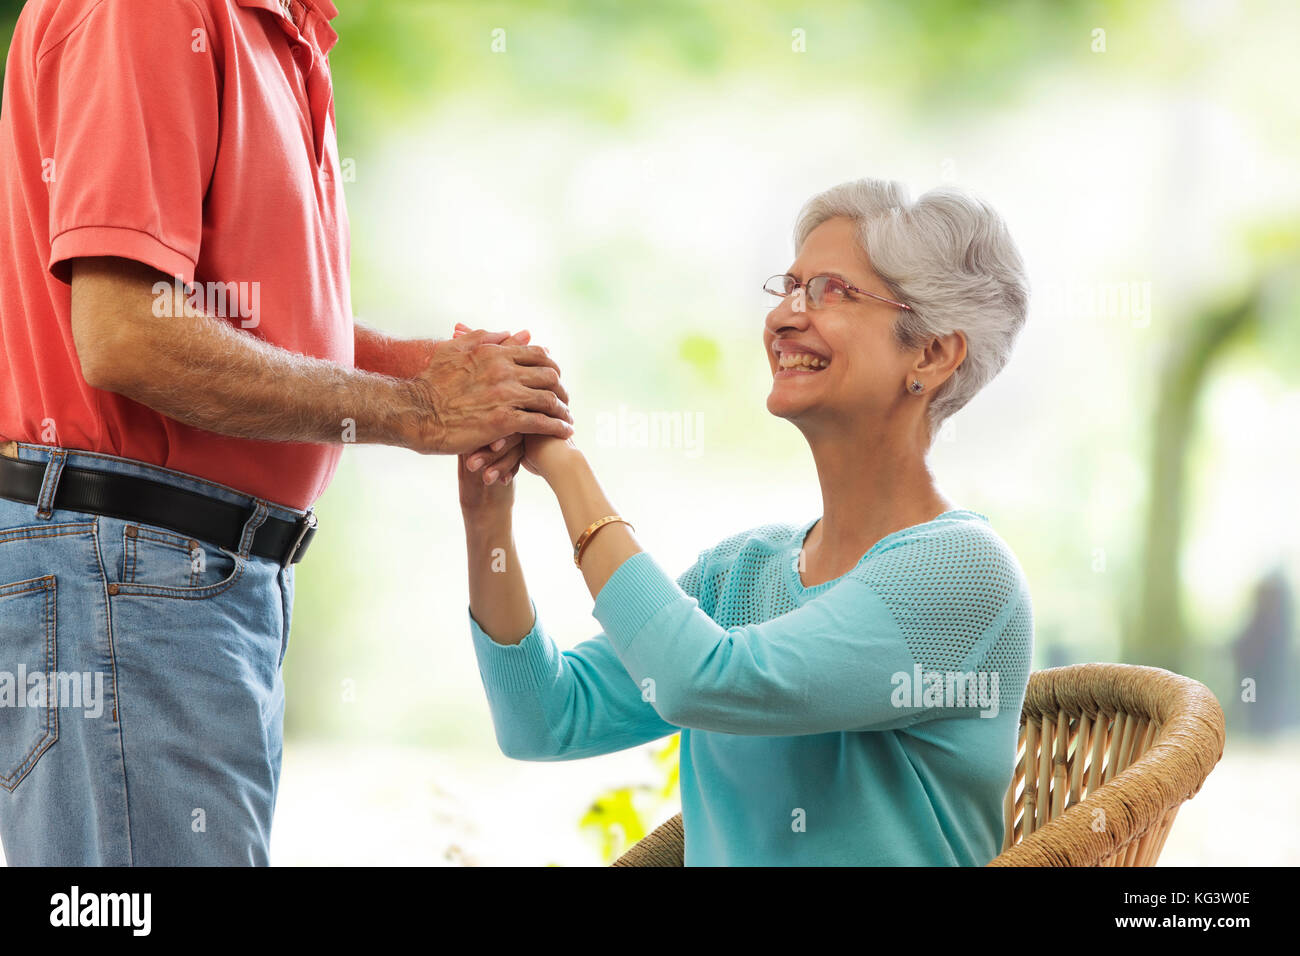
[468,510,1034,866]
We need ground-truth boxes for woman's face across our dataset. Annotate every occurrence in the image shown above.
[763,216,915,429]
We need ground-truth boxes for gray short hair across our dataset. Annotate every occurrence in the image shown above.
[793,179,1029,441]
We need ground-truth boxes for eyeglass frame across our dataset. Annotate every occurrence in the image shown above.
[764,273,913,312]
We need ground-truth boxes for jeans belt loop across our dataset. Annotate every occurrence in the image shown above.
[238,500,270,558]
[35,449,68,520]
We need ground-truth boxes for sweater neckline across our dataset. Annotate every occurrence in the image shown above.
[787,509,989,596]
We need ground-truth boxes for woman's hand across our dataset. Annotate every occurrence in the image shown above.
[458,442,518,514]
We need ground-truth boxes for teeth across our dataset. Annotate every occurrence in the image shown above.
[777,352,829,370]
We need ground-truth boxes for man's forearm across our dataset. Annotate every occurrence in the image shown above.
[354,320,438,380]
[95,308,420,447]
[69,256,572,456]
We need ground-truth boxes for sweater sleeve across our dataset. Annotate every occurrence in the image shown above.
[590,542,1026,736]
[468,553,709,761]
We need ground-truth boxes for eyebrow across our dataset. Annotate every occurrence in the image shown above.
[788,269,856,285]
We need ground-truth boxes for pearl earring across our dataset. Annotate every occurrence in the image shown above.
[909,379,924,394]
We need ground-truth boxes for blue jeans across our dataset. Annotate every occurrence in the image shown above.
[0,443,297,865]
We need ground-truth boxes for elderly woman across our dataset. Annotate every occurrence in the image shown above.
[457,178,1033,866]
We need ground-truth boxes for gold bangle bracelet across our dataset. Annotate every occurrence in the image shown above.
[573,515,634,568]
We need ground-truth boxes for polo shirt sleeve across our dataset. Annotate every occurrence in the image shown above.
[41,0,220,286]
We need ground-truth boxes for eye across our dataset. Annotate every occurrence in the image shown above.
[812,276,848,305]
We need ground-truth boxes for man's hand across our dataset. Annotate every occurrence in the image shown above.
[454,325,569,484]
[456,330,533,510]
[403,327,573,455]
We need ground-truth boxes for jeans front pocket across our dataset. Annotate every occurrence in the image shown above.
[112,521,244,601]
[0,575,58,792]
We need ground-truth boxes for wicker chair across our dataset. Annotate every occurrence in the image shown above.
[611,663,1226,866]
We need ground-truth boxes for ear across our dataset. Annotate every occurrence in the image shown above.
[914,330,967,385]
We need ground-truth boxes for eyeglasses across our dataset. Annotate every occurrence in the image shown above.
[763,273,912,312]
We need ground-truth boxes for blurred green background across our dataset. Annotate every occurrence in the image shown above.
[2,0,1297,865]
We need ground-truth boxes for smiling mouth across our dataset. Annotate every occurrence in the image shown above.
[775,352,830,373]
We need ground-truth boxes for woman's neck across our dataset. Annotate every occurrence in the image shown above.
[800,420,953,584]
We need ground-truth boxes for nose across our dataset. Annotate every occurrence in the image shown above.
[764,293,811,337]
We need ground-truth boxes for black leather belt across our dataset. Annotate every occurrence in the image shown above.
[0,454,317,567]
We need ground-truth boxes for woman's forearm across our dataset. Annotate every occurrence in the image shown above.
[464,510,536,644]
[543,449,643,599]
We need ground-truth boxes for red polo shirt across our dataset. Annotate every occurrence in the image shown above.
[0,0,353,510]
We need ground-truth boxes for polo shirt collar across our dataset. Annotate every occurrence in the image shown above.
[236,0,340,55]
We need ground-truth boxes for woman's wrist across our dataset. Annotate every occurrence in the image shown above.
[461,503,512,536]
[539,439,586,486]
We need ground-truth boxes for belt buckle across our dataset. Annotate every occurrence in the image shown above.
[282,509,318,568]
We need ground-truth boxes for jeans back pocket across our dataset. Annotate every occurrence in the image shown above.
[0,575,58,792]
